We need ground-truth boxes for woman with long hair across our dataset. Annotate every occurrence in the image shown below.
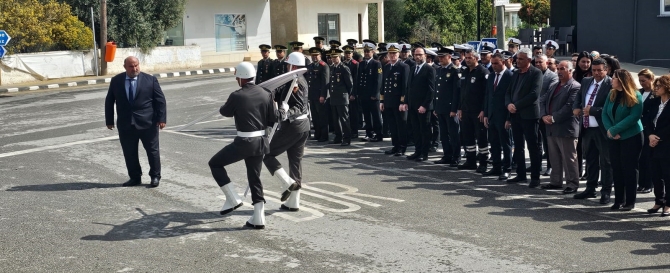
[638,68,657,194]
[573,51,593,83]
[647,75,670,216]
[601,69,644,211]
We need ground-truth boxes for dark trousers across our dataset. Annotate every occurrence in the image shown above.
[639,134,653,189]
[539,122,551,168]
[263,131,309,188]
[349,99,361,137]
[360,98,382,138]
[118,126,160,179]
[408,109,433,155]
[652,157,670,205]
[511,116,542,180]
[437,113,461,162]
[577,136,584,175]
[582,127,613,193]
[430,114,439,147]
[309,99,329,141]
[208,140,265,204]
[385,107,407,148]
[488,118,512,172]
[331,104,351,141]
[610,133,643,205]
[461,112,489,163]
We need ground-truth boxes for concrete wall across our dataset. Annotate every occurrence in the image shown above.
[184,0,272,64]
[295,0,369,48]
[270,0,298,46]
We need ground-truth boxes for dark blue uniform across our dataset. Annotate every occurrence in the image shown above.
[306,60,330,141]
[381,60,410,155]
[357,58,383,140]
[458,64,491,169]
[434,63,462,164]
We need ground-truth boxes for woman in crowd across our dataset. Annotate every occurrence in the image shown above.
[638,68,657,194]
[572,51,593,178]
[647,75,670,216]
[602,69,644,211]
[603,56,621,78]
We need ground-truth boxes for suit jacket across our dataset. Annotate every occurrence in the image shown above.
[407,63,436,110]
[328,62,353,105]
[255,58,273,84]
[505,65,543,120]
[356,58,383,99]
[602,91,643,140]
[572,76,613,135]
[381,61,410,108]
[640,89,656,136]
[434,63,460,115]
[647,97,670,158]
[484,69,513,121]
[539,69,559,102]
[105,72,166,130]
[541,78,581,138]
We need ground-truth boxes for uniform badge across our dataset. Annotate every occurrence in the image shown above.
[378,68,382,74]
[446,73,451,78]
[471,77,476,83]
[485,74,489,79]
[458,73,462,78]
[394,83,397,87]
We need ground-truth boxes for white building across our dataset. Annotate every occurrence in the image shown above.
[164,0,383,65]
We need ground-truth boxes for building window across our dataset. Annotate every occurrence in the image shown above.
[318,14,340,44]
[663,0,670,16]
[215,14,247,52]
[163,20,184,46]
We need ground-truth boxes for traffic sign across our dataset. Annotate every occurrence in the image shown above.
[0,46,6,58]
[0,30,10,47]
[494,0,509,6]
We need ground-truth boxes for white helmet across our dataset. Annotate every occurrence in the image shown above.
[285,52,306,66]
[234,62,256,79]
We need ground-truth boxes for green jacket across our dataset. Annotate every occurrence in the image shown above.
[601,90,643,140]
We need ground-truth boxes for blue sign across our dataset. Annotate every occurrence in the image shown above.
[0,46,5,58]
[482,38,498,49]
[0,30,10,47]
[467,41,481,52]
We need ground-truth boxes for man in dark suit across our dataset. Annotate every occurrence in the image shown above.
[505,48,543,188]
[343,45,361,139]
[540,61,581,193]
[255,44,273,84]
[357,41,384,142]
[433,47,461,166]
[572,58,614,204]
[536,54,559,176]
[381,44,411,156]
[483,53,514,180]
[404,47,436,162]
[105,56,167,187]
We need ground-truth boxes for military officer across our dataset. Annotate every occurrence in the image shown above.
[289,41,312,66]
[342,45,361,139]
[433,47,462,167]
[544,40,558,59]
[314,36,328,63]
[255,44,273,84]
[425,47,441,152]
[306,47,330,142]
[357,41,384,141]
[328,48,354,146]
[381,43,410,156]
[346,39,363,61]
[399,42,416,68]
[272,45,288,78]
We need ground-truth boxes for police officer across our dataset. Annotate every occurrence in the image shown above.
[433,47,462,167]
[480,43,495,73]
[306,47,330,142]
[381,44,410,156]
[289,41,312,66]
[272,45,289,78]
[209,62,277,229]
[457,48,491,173]
[256,44,273,84]
[357,41,383,142]
[328,48,354,146]
[342,45,361,139]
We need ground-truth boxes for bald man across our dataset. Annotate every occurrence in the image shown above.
[105,56,167,188]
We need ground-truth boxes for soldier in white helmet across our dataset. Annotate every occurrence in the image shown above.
[262,52,310,211]
[209,62,278,229]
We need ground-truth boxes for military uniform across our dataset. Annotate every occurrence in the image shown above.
[343,45,360,138]
[434,52,462,165]
[328,49,354,145]
[458,62,491,170]
[381,51,411,155]
[271,45,289,78]
[357,46,383,141]
[306,48,330,142]
[255,44,273,84]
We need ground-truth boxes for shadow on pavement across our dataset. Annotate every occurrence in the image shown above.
[6,182,119,191]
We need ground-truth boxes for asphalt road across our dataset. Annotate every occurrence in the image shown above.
[1,73,669,272]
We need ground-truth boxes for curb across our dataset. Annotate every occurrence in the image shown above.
[0,67,236,94]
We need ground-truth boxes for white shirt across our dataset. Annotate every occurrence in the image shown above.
[493,67,507,86]
[414,62,425,74]
[583,78,605,127]
[641,90,652,102]
[655,98,669,127]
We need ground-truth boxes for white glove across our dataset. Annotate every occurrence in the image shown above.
[281,102,289,112]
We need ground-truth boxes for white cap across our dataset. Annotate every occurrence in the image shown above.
[545,40,558,49]
[363,42,377,50]
[481,41,496,48]
[285,52,306,66]
[507,38,522,45]
[234,62,256,79]
[425,48,437,56]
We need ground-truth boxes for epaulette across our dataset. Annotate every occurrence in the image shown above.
[352,60,358,65]
[319,61,326,66]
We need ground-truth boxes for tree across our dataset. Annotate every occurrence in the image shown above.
[0,0,93,54]
[62,0,186,52]
[518,0,550,27]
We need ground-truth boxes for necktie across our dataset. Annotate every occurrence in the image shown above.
[415,66,420,75]
[583,83,599,128]
[128,78,135,105]
[494,73,500,90]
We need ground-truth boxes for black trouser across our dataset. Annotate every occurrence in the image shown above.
[408,109,433,155]
[118,126,160,179]
[406,117,414,143]
[582,127,613,193]
[577,136,584,175]
[652,156,670,205]
[326,99,333,132]
[539,122,551,168]
[460,112,489,163]
[385,106,407,149]
[511,116,541,180]
[610,133,643,205]
[208,138,265,204]
[309,99,329,141]
[437,113,461,162]
[488,117,512,172]
[331,104,351,141]
[430,114,439,147]
[349,98,361,137]
[360,98,382,138]
[639,133,653,189]
[263,131,309,188]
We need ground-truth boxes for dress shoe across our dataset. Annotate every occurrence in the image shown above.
[122,178,141,187]
[542,168,552,176]
[498,172,510,181]
[449,162,460,168]
[434,158,453,165]
[610,203,623,210]
[340,141,350,146]
[562,187,578,194]
[599,193,611,204]
[149,177,160,188]
[541,184,563,190]
[370,137,383,142]
[661,209,670,217]
[573,189,597,199]
[476,163,488,174]
[507,176,527,183]
[317,138,329,142]
[394,147,406,156]
[457,161,478,170]
[640,188,652,194]
[415,155,428,162]
[429,147,438,153]
[482,169,503,177]
[636,186,644,192]
[528,179,541,188]
[329,140,342,144]
[648,205,663,214]
[406,153,420,160]
[620,204,635,211]
[407,141,415,147]
[360,137,370,142]
[384,147,399,155]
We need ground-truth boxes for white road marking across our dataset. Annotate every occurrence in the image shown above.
[0,136,118,158]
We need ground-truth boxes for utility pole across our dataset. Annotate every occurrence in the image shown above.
[477,0,481,41]
[100,0,108,75]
